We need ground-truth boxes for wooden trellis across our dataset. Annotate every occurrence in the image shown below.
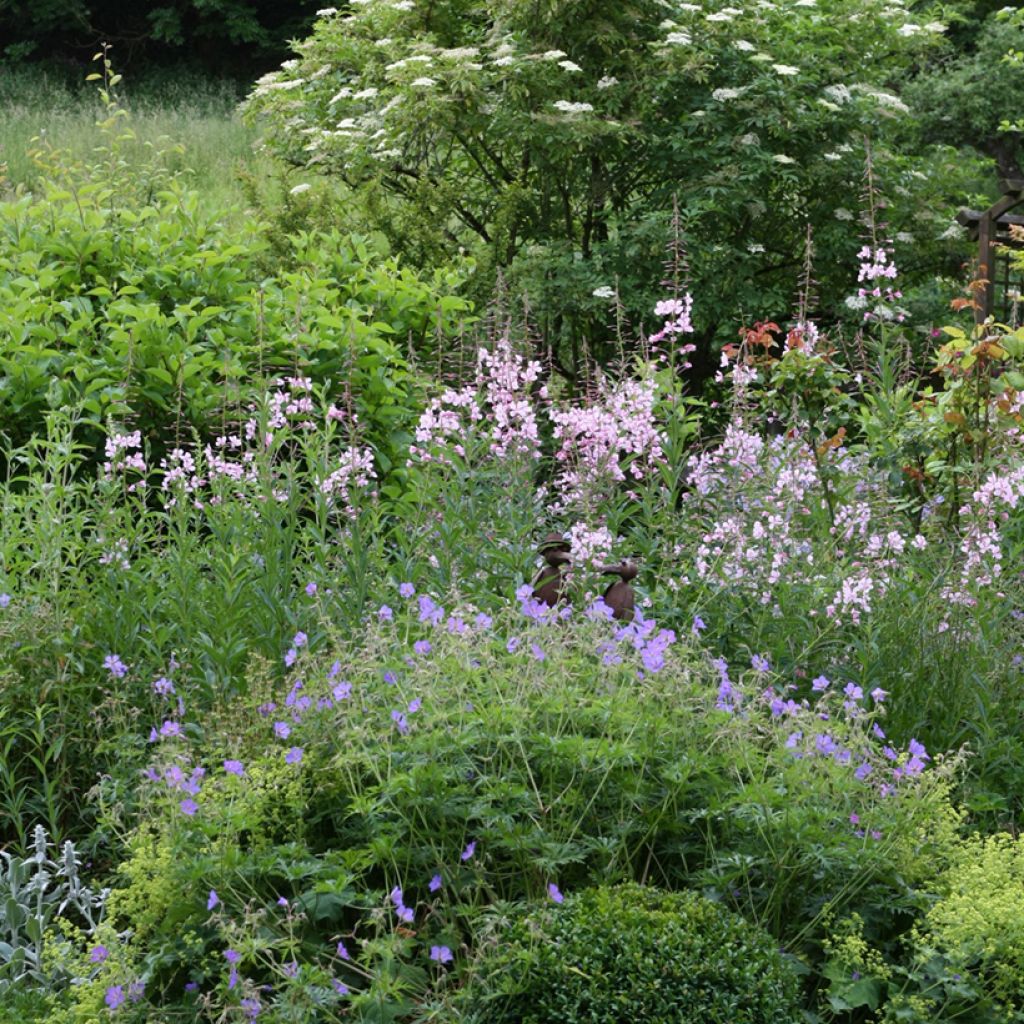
[957,178,1024,325]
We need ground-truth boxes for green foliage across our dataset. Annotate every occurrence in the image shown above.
[0,68,472,467]
[0,0,321,74]
[464,883,800,1024]
[905,7,1024,180]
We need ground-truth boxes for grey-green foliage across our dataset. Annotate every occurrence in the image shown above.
[0,825,106,987]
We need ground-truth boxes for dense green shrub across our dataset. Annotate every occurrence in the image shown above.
[463,883,801,1024]
[0,76,472,469]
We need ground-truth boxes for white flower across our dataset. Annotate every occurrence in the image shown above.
[845,294,868,310]
[282,60,299,70]
[772,64,799,75]
[353,87,379,99]
[794,0,816,6]
[896,231,915,243]
[712,87,745,101]
[493,56,516,66]
[592,286,616,299]
[734,39,756,51]
[834,207,854,220]
[738,132,759,145]
[410,77,436,87]
[597,75,618,89]
[375,38,393,46]
[316,7,338,15]
[441,46,480,59]
[747,243,765,253]
[336,118,357,128]
[706,11,733,21]
[897,23,920,36]
[558,59,583,72]
[677,3,701,10]
[553,100,594,114]
[772,153,795,164]
[824,84,851,104]
[289,183,312,195]
[541,49,567,60]
[924,21,946,32]
[665,31,692,44]
[329,87,353,103]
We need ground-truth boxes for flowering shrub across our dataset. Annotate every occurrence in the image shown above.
[32,590,964,1021]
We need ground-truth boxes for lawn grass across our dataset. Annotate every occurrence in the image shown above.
[0,65,264,212]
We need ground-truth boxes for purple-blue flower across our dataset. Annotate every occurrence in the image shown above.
[378,605,394,621]
[285,746,304,765]
[461,841,476,861]
[399,582,415,598]
[90,944,109,963]
[224,759,245,777]
[547,883,564,904]
[414,640,432,656]
[104,654,128,678]
[180,798,199,816]
[207,890,219,911]
[429,874,442,892]
[430,945,454,963]
[751,653,770,673]
[105,985,125,1010]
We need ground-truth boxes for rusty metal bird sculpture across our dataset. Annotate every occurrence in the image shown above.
[532,533,572,607]
[598,561,637,621]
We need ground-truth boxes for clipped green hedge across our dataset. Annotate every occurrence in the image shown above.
[464,883,801,1024]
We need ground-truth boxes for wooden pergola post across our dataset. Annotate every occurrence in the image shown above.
[957,178,1024,324]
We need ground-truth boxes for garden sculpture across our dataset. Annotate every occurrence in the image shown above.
[532,533,572,607]
[599,562,637,621]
